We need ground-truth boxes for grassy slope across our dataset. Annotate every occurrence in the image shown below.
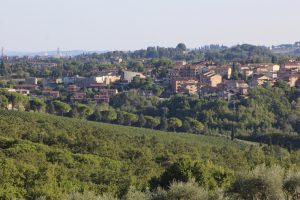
[0,110,290,197]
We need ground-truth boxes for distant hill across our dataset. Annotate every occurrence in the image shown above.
[271,42,300,56]
[4,50,108,57]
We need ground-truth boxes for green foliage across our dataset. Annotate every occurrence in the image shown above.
[53,100,71,115]
[0,110,300,199]
[228,165,285,200]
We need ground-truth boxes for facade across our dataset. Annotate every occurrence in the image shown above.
[92,74,121,85]
[200,71,222,87]
[7,88,30,95]
[249,75,272,87]
[122,71,146,83]
[42,90,60,98]
[171,77,199,95]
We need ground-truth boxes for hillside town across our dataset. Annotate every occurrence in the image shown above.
[1,53,300,109]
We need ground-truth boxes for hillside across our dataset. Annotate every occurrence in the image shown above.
[0,110,297,199]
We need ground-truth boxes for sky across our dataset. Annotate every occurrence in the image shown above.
[0,0,300,52]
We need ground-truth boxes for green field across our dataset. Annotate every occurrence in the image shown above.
[0,110,295,199]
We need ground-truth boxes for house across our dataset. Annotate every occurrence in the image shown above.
[171,77,199,95]
[71,92,87,102]
[122,71,146,83]
[278,70,300,87]
[67,84,80,92]
[63,75,86,85]
[283,60,300,70]
[24,77,38,85]
[167,64,204,82]
[208,65,232,79]
[42,90,60,98]
[14,84,39,91]
[224,80,249,95]
[92,73,121,85]
[98,89,118,96]
[249,75,272,87]
[238,66,254,77]
[7,88,30,95]
[200,71,222,87]
[94,94,110,103]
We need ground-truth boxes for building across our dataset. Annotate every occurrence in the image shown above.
[249,75,272,87]
[67,84,80,92]
[24,77,38,85]
[171,77,199,95]
[208,65,232,79]
[224,80,249,95]
[200,71,222,87]
[42,90,60,98]
[122,71,146,83]
[71,92,87,102]
[283,60,300,70]
[14,84,39,91]
[167,64,204,82]
[92,73,121,85]
[7,88,30,95]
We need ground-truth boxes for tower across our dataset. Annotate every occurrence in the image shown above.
[1,47,4,59]
[57,47,61,58]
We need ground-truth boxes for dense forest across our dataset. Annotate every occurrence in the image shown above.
[1,110,300,199]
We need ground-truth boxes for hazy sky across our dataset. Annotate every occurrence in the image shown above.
[0,0,300,51]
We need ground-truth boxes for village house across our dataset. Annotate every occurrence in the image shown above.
[171,77,199,95]
[92,72,121,85]
[7,88,30,95]
[249,75,273,87]
[42,90,60,98]
[67,84,80,92]
[167,64,204,83]
[238,66,254,77]
[24,77,38,85]
[122,70,146,83]
[207,65,232,79]
[199,71,222,87]
[278,70,300,87]
[71,92,87,102]
[14,84,39,92]
[282,60,300,70]
[223,80,249,95]
[94,94,110,103]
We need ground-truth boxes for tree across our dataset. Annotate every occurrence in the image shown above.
[168,117,182,132]
[186,118,204,134]
[0,95,8,109]
[0,60,9,77]
[176,43,187,51]
[123,112,138,126]
[283,171,300,200]
[9,92,29,111]
[159,157,194,187]
[74,103,93,119]
[46,101,55,114]
[159,116,168,131]
[116,111,125,125]
[145,116,160,129]
[101,110,117,122]
[137,114,146,127]
[166,180,209,200]
[228,165,285,200]
[52,100,71,116]
[30,98,46,112]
